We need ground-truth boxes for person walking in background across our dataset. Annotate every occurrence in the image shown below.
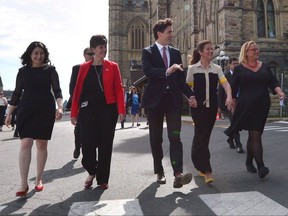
[0,91,8,131]
[10,104,19,137]
[120,85,129,129]
[70,35,125,190]
[141,18,195,188]
[128,86,141,127]
[218,57,243,153]
[5,41,63,196]
[186,40,233,184]
[66,47,94,159]
[224,40,285,179]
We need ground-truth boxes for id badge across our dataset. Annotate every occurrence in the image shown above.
[81,101,88,108]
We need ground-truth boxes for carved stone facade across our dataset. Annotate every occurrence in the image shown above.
[108,0,288,116]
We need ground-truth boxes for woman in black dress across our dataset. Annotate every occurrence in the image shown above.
[5,41,63,196]
[225,41,285,178]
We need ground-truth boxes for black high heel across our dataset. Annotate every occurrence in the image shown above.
[258,167,269,178]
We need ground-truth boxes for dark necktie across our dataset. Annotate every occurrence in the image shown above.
[162,47,168,68]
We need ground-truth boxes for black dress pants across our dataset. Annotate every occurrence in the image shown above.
[147,92,183,176]
[74,122,81,150]
[190,106,217,173]
[78,104,118,185]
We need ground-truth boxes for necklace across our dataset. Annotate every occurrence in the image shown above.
[247,61,258,68]
[93,65,103,92]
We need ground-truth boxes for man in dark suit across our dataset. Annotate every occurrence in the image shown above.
[66,47,94,159]
[141,18,196,188]
[218,57,243,153]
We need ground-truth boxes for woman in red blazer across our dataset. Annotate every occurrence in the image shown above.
[71,35,125,190]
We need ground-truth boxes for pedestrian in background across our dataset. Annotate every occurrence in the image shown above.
[224,40,285,178]
[5,41,63,196]
[70,35,125,190]
[186,40,233,184]
[128,86,141,127]
[66,47,94,159]
[120,85,129,129]
[0,91,8,131]
[141,18,195,188]
[218,57,243,153]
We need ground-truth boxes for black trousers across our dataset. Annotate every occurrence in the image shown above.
[190,106,217,173]
[78,104,118,185]
[146,92,183,176]
[222,109,241,145]
[74,123,81,150]
[0,106,6,127]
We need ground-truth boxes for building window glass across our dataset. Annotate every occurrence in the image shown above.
[257,0,276,38]
[130,21,145,50]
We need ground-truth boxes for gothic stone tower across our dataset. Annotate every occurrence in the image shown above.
[108,0,150,86]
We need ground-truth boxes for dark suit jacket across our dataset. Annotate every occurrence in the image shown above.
[66,64,80,109]
[141,44,194,108]
[218,70,232,111]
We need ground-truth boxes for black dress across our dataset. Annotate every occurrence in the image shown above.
[10,65,62,140]
[225,63,280,136]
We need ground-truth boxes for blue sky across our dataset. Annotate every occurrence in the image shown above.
[0,0,109,101]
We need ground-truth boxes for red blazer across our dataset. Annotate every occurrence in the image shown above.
[71,60,125,118]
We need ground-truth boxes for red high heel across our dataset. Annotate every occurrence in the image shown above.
[100,184,109,190]
[16,186,29,196]
[35,185,44,192]
[84,176,95,189]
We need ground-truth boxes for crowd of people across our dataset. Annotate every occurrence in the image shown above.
[2,17,286,198]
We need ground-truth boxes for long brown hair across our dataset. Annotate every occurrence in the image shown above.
[190,40,211,65]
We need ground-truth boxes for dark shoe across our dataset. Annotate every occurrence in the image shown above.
[73,148,80,159]
[137,123,141,127]
[227,138,235,149]
[13,132,19,138]
[258,167,269,178]
[156,172,166,184]
[237,147,244,153]
[173,172,193,188]
[246,163,257,173]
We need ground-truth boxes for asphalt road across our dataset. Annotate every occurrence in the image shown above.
[0,114,288,215]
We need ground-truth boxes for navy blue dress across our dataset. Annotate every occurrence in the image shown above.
[10,65,62,140]
[225,63,279,136]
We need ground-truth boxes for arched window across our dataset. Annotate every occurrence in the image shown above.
[130,20,145,50]
[257,0,276,38]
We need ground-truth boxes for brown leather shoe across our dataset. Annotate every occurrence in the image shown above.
[156,172,166,184]
[173,172,193,188]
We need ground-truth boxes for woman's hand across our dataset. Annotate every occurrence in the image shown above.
[55,108,63,120]
[188,96,197,108]
[225,97,234,112]
[5,114,12,128]
[119,114,125,122]
[71,117,77,126]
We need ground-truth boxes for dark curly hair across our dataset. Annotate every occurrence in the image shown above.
[20,41,50,66]
[90,35,107,48]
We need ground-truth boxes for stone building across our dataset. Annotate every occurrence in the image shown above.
[108,0,288,116]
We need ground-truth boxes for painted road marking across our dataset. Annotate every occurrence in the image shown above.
[199,191,288,216]
[68,199,143,216]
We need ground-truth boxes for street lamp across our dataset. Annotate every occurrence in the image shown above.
[216,50,229,71]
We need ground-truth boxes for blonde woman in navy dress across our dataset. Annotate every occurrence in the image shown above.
[225,41,285,178]
[186,40,233,183]
[5,41,63,196]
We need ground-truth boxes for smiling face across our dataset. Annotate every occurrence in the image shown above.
[157,25,173,46]
[246,43,260,61]
[30,47,45,67]
[92,44,107,59]
[199,43,213,61]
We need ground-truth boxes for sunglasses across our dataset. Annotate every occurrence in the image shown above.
[85,53,94,56]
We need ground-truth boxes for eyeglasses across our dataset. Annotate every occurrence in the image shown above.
[248,48,260,52]
[85,53,94,56]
